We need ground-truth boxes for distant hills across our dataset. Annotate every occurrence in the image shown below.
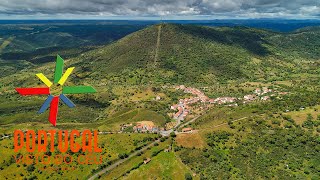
[0,24,145,62]
[0,24,145,77]
[1,19,320,32]
[1,23,320,85]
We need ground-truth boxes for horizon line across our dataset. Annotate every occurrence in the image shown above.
[0,18,319,21]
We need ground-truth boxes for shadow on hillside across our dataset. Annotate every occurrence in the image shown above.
[176,24,271,56]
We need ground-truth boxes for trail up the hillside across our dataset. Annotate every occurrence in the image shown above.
[154,24,162,68]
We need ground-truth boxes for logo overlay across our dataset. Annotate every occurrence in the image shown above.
[12,55,104,171]
[15,55,97,126]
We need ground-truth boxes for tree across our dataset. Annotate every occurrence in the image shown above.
[307,114,313,121]
[170,132,176,138]
[26,164,35,173]
[118,153,128,159]
[160,137,166,142]
[185,173,192,180]
[303,114,314,129]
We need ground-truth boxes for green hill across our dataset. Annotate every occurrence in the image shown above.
[0,23,319,126]
[0,23,319,180]
[75,24,319,85]
[2,23,319,85]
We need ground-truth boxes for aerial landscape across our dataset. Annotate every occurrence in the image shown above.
[0,0,320,180]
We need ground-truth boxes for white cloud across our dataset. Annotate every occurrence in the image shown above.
[0,0,318,19]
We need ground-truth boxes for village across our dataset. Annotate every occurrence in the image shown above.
[120,121,160,133]
[169,85,288,121]
[120,85,288,135]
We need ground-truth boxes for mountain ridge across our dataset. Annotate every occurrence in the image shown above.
[69,23,319,85]
[1,23,320,88]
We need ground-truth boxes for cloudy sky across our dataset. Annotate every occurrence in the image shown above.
[0,0,319,19]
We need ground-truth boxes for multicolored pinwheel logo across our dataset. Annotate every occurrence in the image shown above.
[15,55,96,127]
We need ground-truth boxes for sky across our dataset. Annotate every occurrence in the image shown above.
[0,0,319,20]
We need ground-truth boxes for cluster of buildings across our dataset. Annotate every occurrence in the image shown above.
[175,85,209,103]
[212,97,237,105]
[254,87,272,95]
[118,86,289,135]
[175,85,238,105]
[184,87,209,103]
[171,85,288,121]
[171,105,189,120]
[171,86,206,121]
[121,121,159,133]
[243,94,258,102]
[171,103,190,120]
[243,87,274,103]
[172,86,239,120]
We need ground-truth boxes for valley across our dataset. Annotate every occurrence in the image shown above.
[0,22,320,179]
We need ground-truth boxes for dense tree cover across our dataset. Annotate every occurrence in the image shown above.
[250,89,320,113]
[0,24,144,56]
[179,117,320,179]
[77,24,320,85]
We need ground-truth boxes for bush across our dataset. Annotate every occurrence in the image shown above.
[151,150,162,157]
[302,120,313,129]
[174,146,181,152]
[170,132,176,138]
[272,119,281,125]
[185,173,192,180]
[283,115,294,123]
[284,122,293,128]
[26,164,35,172]
[118,153,128,159]
[160,137,166,142]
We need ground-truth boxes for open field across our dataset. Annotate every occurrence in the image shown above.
[284,105,320,125]
[0,36,15,53]
[101,138,171,179]
[123,151,197,180]
[97,109,168,131]
[0,133,158,180]
[176,132,206,149]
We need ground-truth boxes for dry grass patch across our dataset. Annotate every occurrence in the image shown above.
[285,105,320,125]
[176,132,206,149]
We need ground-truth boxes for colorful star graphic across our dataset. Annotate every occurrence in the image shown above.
[15,55,97,126]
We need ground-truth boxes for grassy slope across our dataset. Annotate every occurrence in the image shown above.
[97,109,167,131]
[0,133,158,180]
[123,152,194,180]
